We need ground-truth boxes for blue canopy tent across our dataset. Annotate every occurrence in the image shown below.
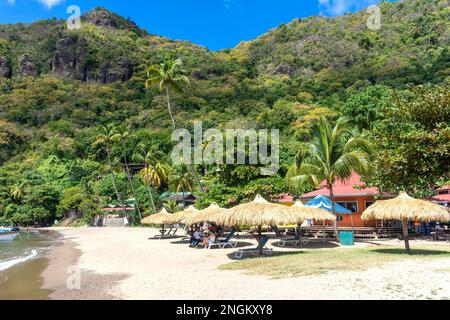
[305,195,354,243]
[304,195,352,214]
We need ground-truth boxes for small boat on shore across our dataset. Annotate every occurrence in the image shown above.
[0,228,20,241]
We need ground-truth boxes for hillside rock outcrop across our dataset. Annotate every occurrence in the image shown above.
[0,56,11,78]
[18,54,39,77]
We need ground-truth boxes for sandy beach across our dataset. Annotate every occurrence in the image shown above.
[40,227,450,300]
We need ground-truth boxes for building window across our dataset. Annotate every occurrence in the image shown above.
[365,201,374,209]
[337,201,358,213]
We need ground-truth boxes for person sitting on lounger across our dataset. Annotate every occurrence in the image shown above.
[190,228,203,248]
[433,223,445,240]
[203,231,217,247]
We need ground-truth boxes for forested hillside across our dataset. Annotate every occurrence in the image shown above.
[0,0,448,226]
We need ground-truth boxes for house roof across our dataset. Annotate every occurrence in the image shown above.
[301,173,393,199]
[276,194,294,203]
[432,193,450,203]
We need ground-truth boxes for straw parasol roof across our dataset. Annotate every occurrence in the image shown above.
[167,205,199,224]
[141,208,173,225]
[362,192,450,252]
[182,203,227,226]
[214,194,294,227]
[287,200,336,223]
[362,192,450,222]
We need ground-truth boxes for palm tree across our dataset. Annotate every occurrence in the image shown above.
[287,117,373,241]
[164,200,179,213]
[169,165,194,208]
[92,124,125,219]
[116,125,142,221]
[134,147,169,214]
[10,182,26,201]
[145,55,190,130]
[145,54,205,193]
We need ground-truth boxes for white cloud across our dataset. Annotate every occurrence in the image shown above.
[319,0,380,16]
[37,0,64,9]
[4,0,64,9]
[223,0,245,11]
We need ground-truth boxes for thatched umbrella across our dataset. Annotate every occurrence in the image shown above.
[287,201,336,244]
[141,208,174,235]
[167,205,198,225]
[214,194,294,254]
[287,200,336,222]
[182,203,227,226]
[362,192,450,252]
[141,208,173,225]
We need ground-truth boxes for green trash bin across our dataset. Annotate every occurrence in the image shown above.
[339,231,354,246]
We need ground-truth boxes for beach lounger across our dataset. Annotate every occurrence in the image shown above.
[279,235,309,247]
[235,236,273,259]
[167,226,178,236]
[206,230,237,249]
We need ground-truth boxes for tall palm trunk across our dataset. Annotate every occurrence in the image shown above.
[122,149,142,221]
[145,167,157,213]
[165,86,205,193]
[165,86,176,130]
[329,184,340,242]
[106,149,125,226]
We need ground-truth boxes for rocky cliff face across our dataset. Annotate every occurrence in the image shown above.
[0,56,11,78]
[51,34,133,83]
[51,36,88,81]
[85,10,119,29]
[18,54,39,77]
[99,58,133,83]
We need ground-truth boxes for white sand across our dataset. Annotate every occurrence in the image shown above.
[47,227,450,300]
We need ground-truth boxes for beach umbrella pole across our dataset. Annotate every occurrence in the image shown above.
[402,219,410,253]
[257,225,263,255]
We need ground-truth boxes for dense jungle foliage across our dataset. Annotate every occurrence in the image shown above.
[0,0,448,225]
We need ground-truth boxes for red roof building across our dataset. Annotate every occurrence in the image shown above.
[292,173,396,227]
[432,186,450,207]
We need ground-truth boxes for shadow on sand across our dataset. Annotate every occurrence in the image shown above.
[147,235,184,241]
[372,248,450,256]
[271,240,339,249]
[225,250,308,261]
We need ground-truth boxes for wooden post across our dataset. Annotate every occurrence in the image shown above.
[322,220,326,243]
[402,219,410,253]
[350,213,355,242]
[257,225,263,255]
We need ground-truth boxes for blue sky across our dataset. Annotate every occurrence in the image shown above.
[0,0,381,50]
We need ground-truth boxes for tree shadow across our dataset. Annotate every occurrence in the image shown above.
[225,250,305,261]
[372,248,450,256]
[271,240,340,249]
[147,235,183,240]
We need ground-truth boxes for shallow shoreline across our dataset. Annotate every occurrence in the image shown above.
[41,228,123,300]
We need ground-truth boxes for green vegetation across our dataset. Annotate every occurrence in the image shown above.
[220,246,450,278]
[0,0,448,226]
[287,117,373,239]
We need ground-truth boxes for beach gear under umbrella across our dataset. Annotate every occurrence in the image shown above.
[290,200,337,243]
[214,194,295,255]
[362,192,450,252]
[182,203,227,226]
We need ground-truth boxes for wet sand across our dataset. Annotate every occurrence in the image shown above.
[41,235,125,300]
